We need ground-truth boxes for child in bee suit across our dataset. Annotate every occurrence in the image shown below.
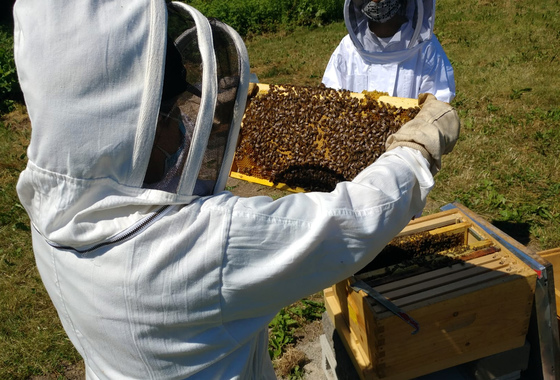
[14,0,460,379]
[323,0,456,103]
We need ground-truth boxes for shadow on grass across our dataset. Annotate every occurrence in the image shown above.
[491,221,532,246]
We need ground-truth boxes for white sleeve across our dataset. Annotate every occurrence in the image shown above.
[221,146,434,320]
[322,43,345,90]
[419,37,456,103]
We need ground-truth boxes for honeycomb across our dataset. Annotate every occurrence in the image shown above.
[234,84,420,192]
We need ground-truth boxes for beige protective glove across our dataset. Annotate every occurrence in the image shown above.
[385,93,460,175]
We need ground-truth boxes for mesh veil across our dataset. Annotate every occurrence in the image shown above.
[345,0,433,62]
[144,3,248,196]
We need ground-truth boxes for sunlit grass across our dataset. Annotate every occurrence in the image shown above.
[245,22,347,86]
[429,0,560,249]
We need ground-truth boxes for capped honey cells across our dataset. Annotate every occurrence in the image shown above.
[234,84,421,192]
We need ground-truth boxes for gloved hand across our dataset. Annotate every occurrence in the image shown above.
[385,93,460,175]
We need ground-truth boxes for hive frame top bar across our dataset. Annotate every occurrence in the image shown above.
[253,83,419,109]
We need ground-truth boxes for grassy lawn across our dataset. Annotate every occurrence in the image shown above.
[431,0,560,250]
[1,0,559,378]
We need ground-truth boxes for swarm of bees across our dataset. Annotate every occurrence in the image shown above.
[234,84,420,192]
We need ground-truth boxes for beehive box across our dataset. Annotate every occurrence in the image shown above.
[324,207,538,380]
[231,83,419,192]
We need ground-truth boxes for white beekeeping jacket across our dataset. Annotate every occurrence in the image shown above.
[14,0,435,378]
[323,0,455,103]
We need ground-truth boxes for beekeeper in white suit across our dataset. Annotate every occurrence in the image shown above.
[323,0,456,103]
[14,0,460,378]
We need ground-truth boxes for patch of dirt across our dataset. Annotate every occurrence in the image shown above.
[274,346,308,379]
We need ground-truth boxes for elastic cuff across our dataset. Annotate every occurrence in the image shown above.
[387,141,433,166]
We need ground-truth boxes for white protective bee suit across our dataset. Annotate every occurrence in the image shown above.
[14,0,458,379]
[322,0,456,103]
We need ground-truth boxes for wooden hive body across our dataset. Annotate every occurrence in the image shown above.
[325,208,537,380]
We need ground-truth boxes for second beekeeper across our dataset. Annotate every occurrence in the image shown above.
[322,0,456,103]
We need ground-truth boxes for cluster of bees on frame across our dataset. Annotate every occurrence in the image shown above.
[368,231,467,270]
[357,231,474,284]
[235,84,420,192]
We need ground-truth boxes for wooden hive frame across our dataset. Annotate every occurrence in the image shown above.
[230,83,419,193]
[325,208,538,380]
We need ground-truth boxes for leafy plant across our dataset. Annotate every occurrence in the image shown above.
[0,28,20,114]
[269,308,298,360]
[509,87,532,100]
[184,0,344,36]
[268,298,325,360]
[288,364,304,379]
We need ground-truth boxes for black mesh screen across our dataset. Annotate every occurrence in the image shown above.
[143,6,241,196]
[196,19,241,195]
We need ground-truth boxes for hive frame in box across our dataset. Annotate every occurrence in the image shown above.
[229,83,418,193]
[324,203,559,379]
[441,202,560,380]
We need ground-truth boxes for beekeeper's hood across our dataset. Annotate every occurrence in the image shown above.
[14,1,249,249]
[345,0,436,63]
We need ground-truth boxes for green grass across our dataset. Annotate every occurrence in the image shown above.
[0,24,21,113]
[1,0,560,377]
[430,0,560,249]
[245,22,347,85]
